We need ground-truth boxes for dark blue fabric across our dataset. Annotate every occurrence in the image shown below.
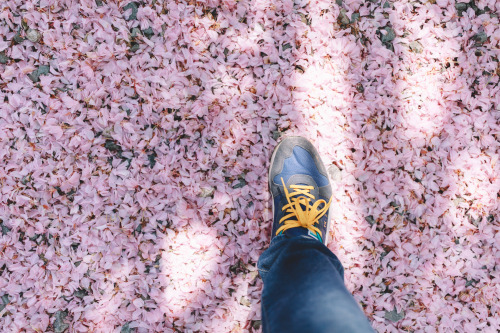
[272,146,329,187]
[258,235,374,333]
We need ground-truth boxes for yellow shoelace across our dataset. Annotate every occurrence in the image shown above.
[276,177,332,238]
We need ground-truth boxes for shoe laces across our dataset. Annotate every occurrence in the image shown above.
[276,177,332,238]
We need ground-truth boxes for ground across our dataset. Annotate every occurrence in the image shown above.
[0,0,499,332]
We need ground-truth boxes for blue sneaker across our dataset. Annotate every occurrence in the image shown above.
[268,136,333,245]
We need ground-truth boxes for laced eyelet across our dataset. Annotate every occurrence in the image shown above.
[276,177,332,238]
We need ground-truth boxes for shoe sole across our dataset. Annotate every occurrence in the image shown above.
[268,136,333,246]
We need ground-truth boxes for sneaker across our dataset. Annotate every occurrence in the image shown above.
[268,136,333,245]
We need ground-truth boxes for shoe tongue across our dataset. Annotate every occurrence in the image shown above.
[280,174,323,243]
[280,175,321,212]
[285,174,320,199]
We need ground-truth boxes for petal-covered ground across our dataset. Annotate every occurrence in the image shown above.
[0,0,499,332]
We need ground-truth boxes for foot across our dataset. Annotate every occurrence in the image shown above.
[268,136,333,245]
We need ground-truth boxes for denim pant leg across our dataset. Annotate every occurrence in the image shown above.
[257,234,374,333]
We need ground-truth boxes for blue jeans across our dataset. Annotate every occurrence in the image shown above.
[258,234,374,333]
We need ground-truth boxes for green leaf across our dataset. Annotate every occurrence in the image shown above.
[73,288,88,299]
[147,151,157,168]
[472,31,487,45]
[233,177,247,189]
[121,322,132,333]
[0,295,9,312]
[384,308,405,322]
[28,65,50,83]
[0,52,9,64]
[129,42,140,53]
[1,220,11,235]
[365,215,375,226]
[104,139,123,153]
[13,28,24,44]
[142,27,154,39]
[380,26,395,43]
[123,2,139,21]
[53,310,69,333]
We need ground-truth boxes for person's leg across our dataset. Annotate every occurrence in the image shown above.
[258,233,374,333]
[260,136,373,332]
